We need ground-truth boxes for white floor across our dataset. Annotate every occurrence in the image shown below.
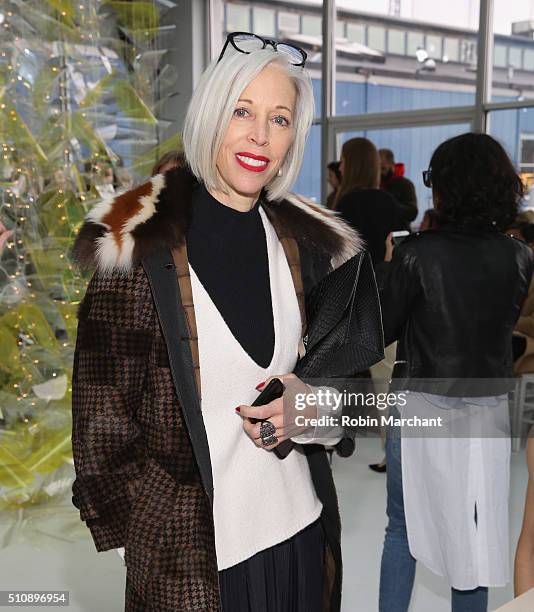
[0,437,528,612]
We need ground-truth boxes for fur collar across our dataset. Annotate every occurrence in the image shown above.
[72,166,362,276]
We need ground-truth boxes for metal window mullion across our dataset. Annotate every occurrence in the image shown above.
[484,99,534,112]
[473,0,494,133]
[321,0,336,206]
[329,105,476,133]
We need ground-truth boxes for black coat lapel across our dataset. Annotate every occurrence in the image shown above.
[142,248,214,505]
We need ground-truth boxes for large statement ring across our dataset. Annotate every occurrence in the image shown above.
[260,420,276,439]
[262,435,278,447]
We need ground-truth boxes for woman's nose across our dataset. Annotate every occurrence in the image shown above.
[248,120,269,146]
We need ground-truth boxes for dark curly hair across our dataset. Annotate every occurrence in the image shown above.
[429,133,523,231]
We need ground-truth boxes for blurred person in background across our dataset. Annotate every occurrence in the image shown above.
[377,133,533,612]
[325,160,341,209]
[379,148,418,230]
[514,430,534,596]
[334,137,405,265]
[506,223,534,375]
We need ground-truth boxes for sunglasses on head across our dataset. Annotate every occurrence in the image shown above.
[218,32,307,67]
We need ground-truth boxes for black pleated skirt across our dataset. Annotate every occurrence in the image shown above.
[219,519,325,612]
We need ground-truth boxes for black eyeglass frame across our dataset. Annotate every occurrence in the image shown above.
[422,168,432,188]
[217,31,308,67]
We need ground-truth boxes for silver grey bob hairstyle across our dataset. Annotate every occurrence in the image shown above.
[182,47,315,202]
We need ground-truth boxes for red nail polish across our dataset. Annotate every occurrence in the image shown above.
[256,381,266,391]
[235,407,241,413]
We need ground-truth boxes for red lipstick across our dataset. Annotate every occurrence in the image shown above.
[235,152,270,173]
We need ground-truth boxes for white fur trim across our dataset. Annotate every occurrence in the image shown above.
[284,192,364,268]
[88,174,165,275]
[86,193,115,229]
[123,174,165,234]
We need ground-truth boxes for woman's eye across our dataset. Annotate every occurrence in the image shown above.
[273,115,290,127]
[233,108,249,118]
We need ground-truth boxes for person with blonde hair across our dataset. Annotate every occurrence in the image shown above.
[70,32,381,611]
[334,137,404,265]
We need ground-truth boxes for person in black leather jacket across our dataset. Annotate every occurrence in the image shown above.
[377,133,533,612]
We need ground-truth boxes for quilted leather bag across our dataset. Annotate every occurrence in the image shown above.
[295,250,385,378]
[274,251,385,459]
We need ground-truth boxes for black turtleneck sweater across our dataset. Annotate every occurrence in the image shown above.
[186,184,274,368]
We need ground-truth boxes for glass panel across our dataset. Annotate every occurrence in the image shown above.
[509,46,523,69]
[525,49,534,71]
[302,15,321,37]
[520,135,534,173]
[278,11,299,34]
[368,26,386,53]
[337,20,345,39]
[335,124,471,225]
[426,34,442,60]
[293,125,321,202]
[492,0,534,100]
[490,109,534,205]
[494,44,508,68]
[337,3,477,116]
[225,3,250,32]
[444,37,460,62]
[347,22,366,44]
[407,31,425,57]
[388,29,406,55]
[460,39,477,64]
[252,7,275,38]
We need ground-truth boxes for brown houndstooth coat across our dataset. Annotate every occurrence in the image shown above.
[71,166,367,611]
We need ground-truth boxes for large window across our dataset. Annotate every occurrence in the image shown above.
[490,108,534,205]
[302,15,321,37]
[492,0,534,99]
[212,0,534,209]
[426,34,442,60]
[225,3,250,32]
[525,49,534,71]
[368,25,386,53]
[494,44,507,68]
[388,29,405,55]
[252,7,275,37]
[347,22,366,44]
[407,31,424,56]
[509,46,523,69]
[444,37,460,62]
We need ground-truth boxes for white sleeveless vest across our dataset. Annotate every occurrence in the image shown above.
[190,207,322,571]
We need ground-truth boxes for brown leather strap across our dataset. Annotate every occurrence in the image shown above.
[172,244,201,399]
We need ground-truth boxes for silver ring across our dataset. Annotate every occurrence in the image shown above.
[260,420,276,439]
[262,435,278,447]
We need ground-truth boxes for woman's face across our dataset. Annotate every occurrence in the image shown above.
[214,64,296,209]
[339,157,345,178]
[328,169,340,190]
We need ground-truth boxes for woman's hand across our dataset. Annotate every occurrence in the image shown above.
[236,374,316,450]
[384,232,394,262]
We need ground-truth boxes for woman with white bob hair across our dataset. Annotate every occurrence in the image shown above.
[71,32,378,611]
